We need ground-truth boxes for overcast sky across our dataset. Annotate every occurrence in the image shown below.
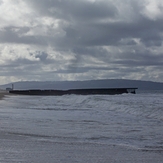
[0,0,163,84]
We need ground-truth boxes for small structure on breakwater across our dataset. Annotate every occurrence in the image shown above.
[6,84,14,91]
[9,88,138,96]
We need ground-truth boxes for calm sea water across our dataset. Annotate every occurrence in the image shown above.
[1,91,163,152]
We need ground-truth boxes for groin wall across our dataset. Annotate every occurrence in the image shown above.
[9,88,137,95]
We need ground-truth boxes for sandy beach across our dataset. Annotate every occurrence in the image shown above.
[0,132,163,163]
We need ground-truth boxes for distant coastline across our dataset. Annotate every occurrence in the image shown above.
[1,79,163,91]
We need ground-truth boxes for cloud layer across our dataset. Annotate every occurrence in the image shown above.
[0,0,163,84]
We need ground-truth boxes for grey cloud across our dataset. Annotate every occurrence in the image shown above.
[0,26,47,45]
[65,66,120,74]
[62,1,117,21]
[2,58,38,68]
[75,18,163,47]
[26,0,117,21]
[49,13,163,50]
[0,59,38,77]
[1,58,50,78]
[34,51,48,62]
[72,47,108,57]
[112,51,163,67]
[2,0,163,49]
[1,0,163,83]
[0,0,3,5]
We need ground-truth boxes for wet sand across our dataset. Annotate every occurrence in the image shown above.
[0,132,163,163]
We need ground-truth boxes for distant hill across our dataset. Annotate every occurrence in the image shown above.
[1,79,163,90]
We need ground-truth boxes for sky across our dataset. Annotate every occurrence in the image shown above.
[0,0,163,84]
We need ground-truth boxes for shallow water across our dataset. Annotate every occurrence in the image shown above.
[0,92,163,162]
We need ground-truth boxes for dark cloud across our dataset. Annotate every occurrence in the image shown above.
[34,1,163,50]
[33,51,48,62]
[26,0,117,21]
[63,17,163,47]
[0,26,47,45]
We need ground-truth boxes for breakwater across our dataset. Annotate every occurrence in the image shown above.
[9,88,137,95]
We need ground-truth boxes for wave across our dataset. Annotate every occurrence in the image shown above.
[4,93,163,122]
[1,92,163,151]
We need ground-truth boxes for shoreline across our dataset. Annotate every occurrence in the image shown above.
[0,91,11,100]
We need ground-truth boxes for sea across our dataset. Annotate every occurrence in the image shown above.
[0,90,163,162]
